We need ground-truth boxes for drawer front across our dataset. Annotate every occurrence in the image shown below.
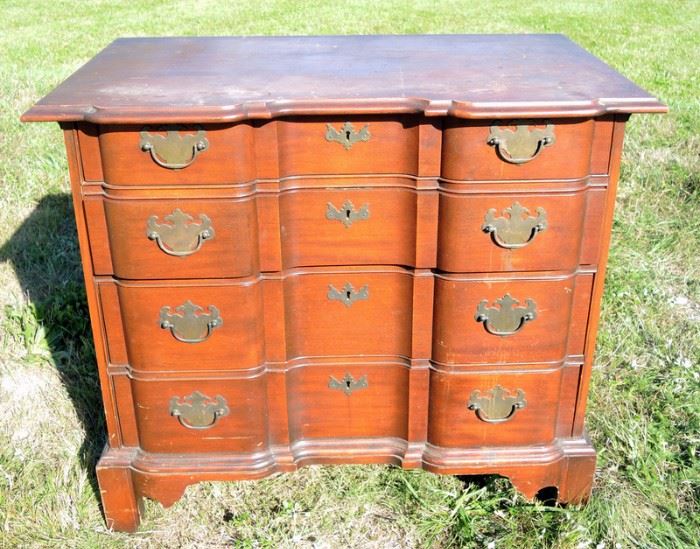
[287,364,409,441]
[428,365,575,447]
[442,119,594,181]
[280,188,419,268]
[276,116,420,176]
[433,272,590,364]
[116,280,265,371]
[283,269,415,359]
[102,197,259,279]
[438,186,603,272]
[99,123,256,185]
[131,376,268,453]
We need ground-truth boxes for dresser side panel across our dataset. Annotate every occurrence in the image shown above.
[61,125,121,447]
[572,116,628,435]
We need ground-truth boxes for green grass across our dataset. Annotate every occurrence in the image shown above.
[1,1,698,547]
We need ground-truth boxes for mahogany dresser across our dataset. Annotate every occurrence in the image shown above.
[23,35,666,532]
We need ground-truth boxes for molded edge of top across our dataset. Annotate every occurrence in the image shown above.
[21,96,668,124]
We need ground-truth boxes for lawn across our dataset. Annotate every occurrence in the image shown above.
[1,1,698,547]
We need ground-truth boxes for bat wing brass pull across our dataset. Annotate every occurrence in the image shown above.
[328,373,368,396]
[328,282,369,307]
[147,208,215,256]
[475,294,537,336]
[468,385,526,423]
[140,126,209,169]
[482,202,547,249]
[169,391,229,429]
[326,199,370,228]
[325,121,371,150]
[160,300,223,343]
[487,122,555,164]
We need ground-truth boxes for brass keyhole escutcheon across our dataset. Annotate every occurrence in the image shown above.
[328,373,368,396]
[325,121,371,150]
[328,282,369,307]
[326,200,370,228]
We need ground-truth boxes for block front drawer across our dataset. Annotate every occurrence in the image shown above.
[437,182,606,272]
[287,363,409,442]
[275,116,421,176]
[130,375,268,453]
[112,279,266,372]
[98,123,256,185]
[282,268,426,359]
[428,363,579,448]
[279,187,435,269]
[442,118,595,181]
[432,271,593,364]
[100,196,259,279]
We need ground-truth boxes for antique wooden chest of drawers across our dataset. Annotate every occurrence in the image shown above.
[23,35,665,532]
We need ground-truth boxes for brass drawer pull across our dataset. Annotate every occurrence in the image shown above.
[325,121,371,150]
[169,391,229,429]
[160,300,223,343]
[468,385,526,423]
[328,282,369,307]
[326,199,370,228]
[140,126,209,169]
[329,373,368,396]
[147,208,215,256]
[487,122,555,164]
[482,202,547,249]
[475,294,537,336]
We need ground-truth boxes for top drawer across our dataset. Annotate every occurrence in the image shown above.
[273,116,420,177]
[442,118,595,181]
[93,115,425,185]
[98,123,257,185]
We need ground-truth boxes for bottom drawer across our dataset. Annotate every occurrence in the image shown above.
[287,363,409,442]
[131,376,269,453]
[428,363,580,448]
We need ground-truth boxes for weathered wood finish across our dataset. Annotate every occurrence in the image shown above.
[23,35,666,532]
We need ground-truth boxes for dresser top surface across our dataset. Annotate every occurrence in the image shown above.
[22,34,666,124]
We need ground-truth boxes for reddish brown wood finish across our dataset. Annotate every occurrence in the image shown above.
[276,116,422,176]
[437,180,603,272]
[428,363,578,447]
[287,363,409,441]
[23,35,666,532]
[442,119,595,181]
[432,271,592,364]
[101,196,259,279]
[99,123,256,185]
[113,278,266,371]
[131,375,269,453]
[279,187,429,269]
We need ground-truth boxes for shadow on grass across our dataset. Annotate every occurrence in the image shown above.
[0,192,104,504]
